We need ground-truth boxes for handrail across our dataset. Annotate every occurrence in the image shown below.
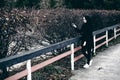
[93,23,120,35]
[93,23,120,53]
[0,36,81,68]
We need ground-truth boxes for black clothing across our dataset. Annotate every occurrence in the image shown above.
[74,22,94,64]
[80,23,94,48]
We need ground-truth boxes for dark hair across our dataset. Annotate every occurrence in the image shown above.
[84,15,91,21]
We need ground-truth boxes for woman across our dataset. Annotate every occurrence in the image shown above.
[72,15,94,69]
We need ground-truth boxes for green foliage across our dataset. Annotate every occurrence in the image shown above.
[1,0,120,10]
[15,0,40,8]
[104,0,120,10]
[64,0,120,10]
[0,0,5,8]
[49,0,56,8]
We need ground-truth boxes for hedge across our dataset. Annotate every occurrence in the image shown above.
[0,8,120,57]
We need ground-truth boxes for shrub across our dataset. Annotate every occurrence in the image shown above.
[1,9,120,57]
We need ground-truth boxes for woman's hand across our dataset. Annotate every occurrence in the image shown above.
[72,23,77,28]
[83,41,86,46]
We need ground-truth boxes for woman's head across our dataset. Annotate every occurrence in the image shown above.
[83,15,91,23]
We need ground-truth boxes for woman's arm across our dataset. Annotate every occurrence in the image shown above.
[72,23,86,46]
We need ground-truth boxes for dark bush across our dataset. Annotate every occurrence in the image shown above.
[0,8,30,79]
[31,9,120,43]
[1,9,120,57]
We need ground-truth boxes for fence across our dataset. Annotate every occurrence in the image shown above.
[93,24,120,54]
[0,36,83,80]
[0,24,120,80]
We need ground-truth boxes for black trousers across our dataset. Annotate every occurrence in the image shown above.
[82,44,93,64]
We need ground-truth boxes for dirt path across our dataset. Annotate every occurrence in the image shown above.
[69,43,120,80]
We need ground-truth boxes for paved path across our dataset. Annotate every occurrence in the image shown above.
[69,43,120,80]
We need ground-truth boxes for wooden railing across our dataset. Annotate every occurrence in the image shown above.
[93,23,120,54]
[0,36,83,80]
[0,24,120,80]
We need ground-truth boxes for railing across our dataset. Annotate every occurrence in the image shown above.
[93,23,120,54]
[0,24,120,80]
[0,36,83,80]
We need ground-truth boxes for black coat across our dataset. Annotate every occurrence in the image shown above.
[74,23,94,48]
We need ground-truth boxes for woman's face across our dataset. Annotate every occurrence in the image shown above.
[83,17,87,23]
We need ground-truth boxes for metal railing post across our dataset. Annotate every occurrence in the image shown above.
[71,44,74,70]
[106,30,108,47]
[27,60,32,80]
[114,28,117,39]
[93,35,96,55]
